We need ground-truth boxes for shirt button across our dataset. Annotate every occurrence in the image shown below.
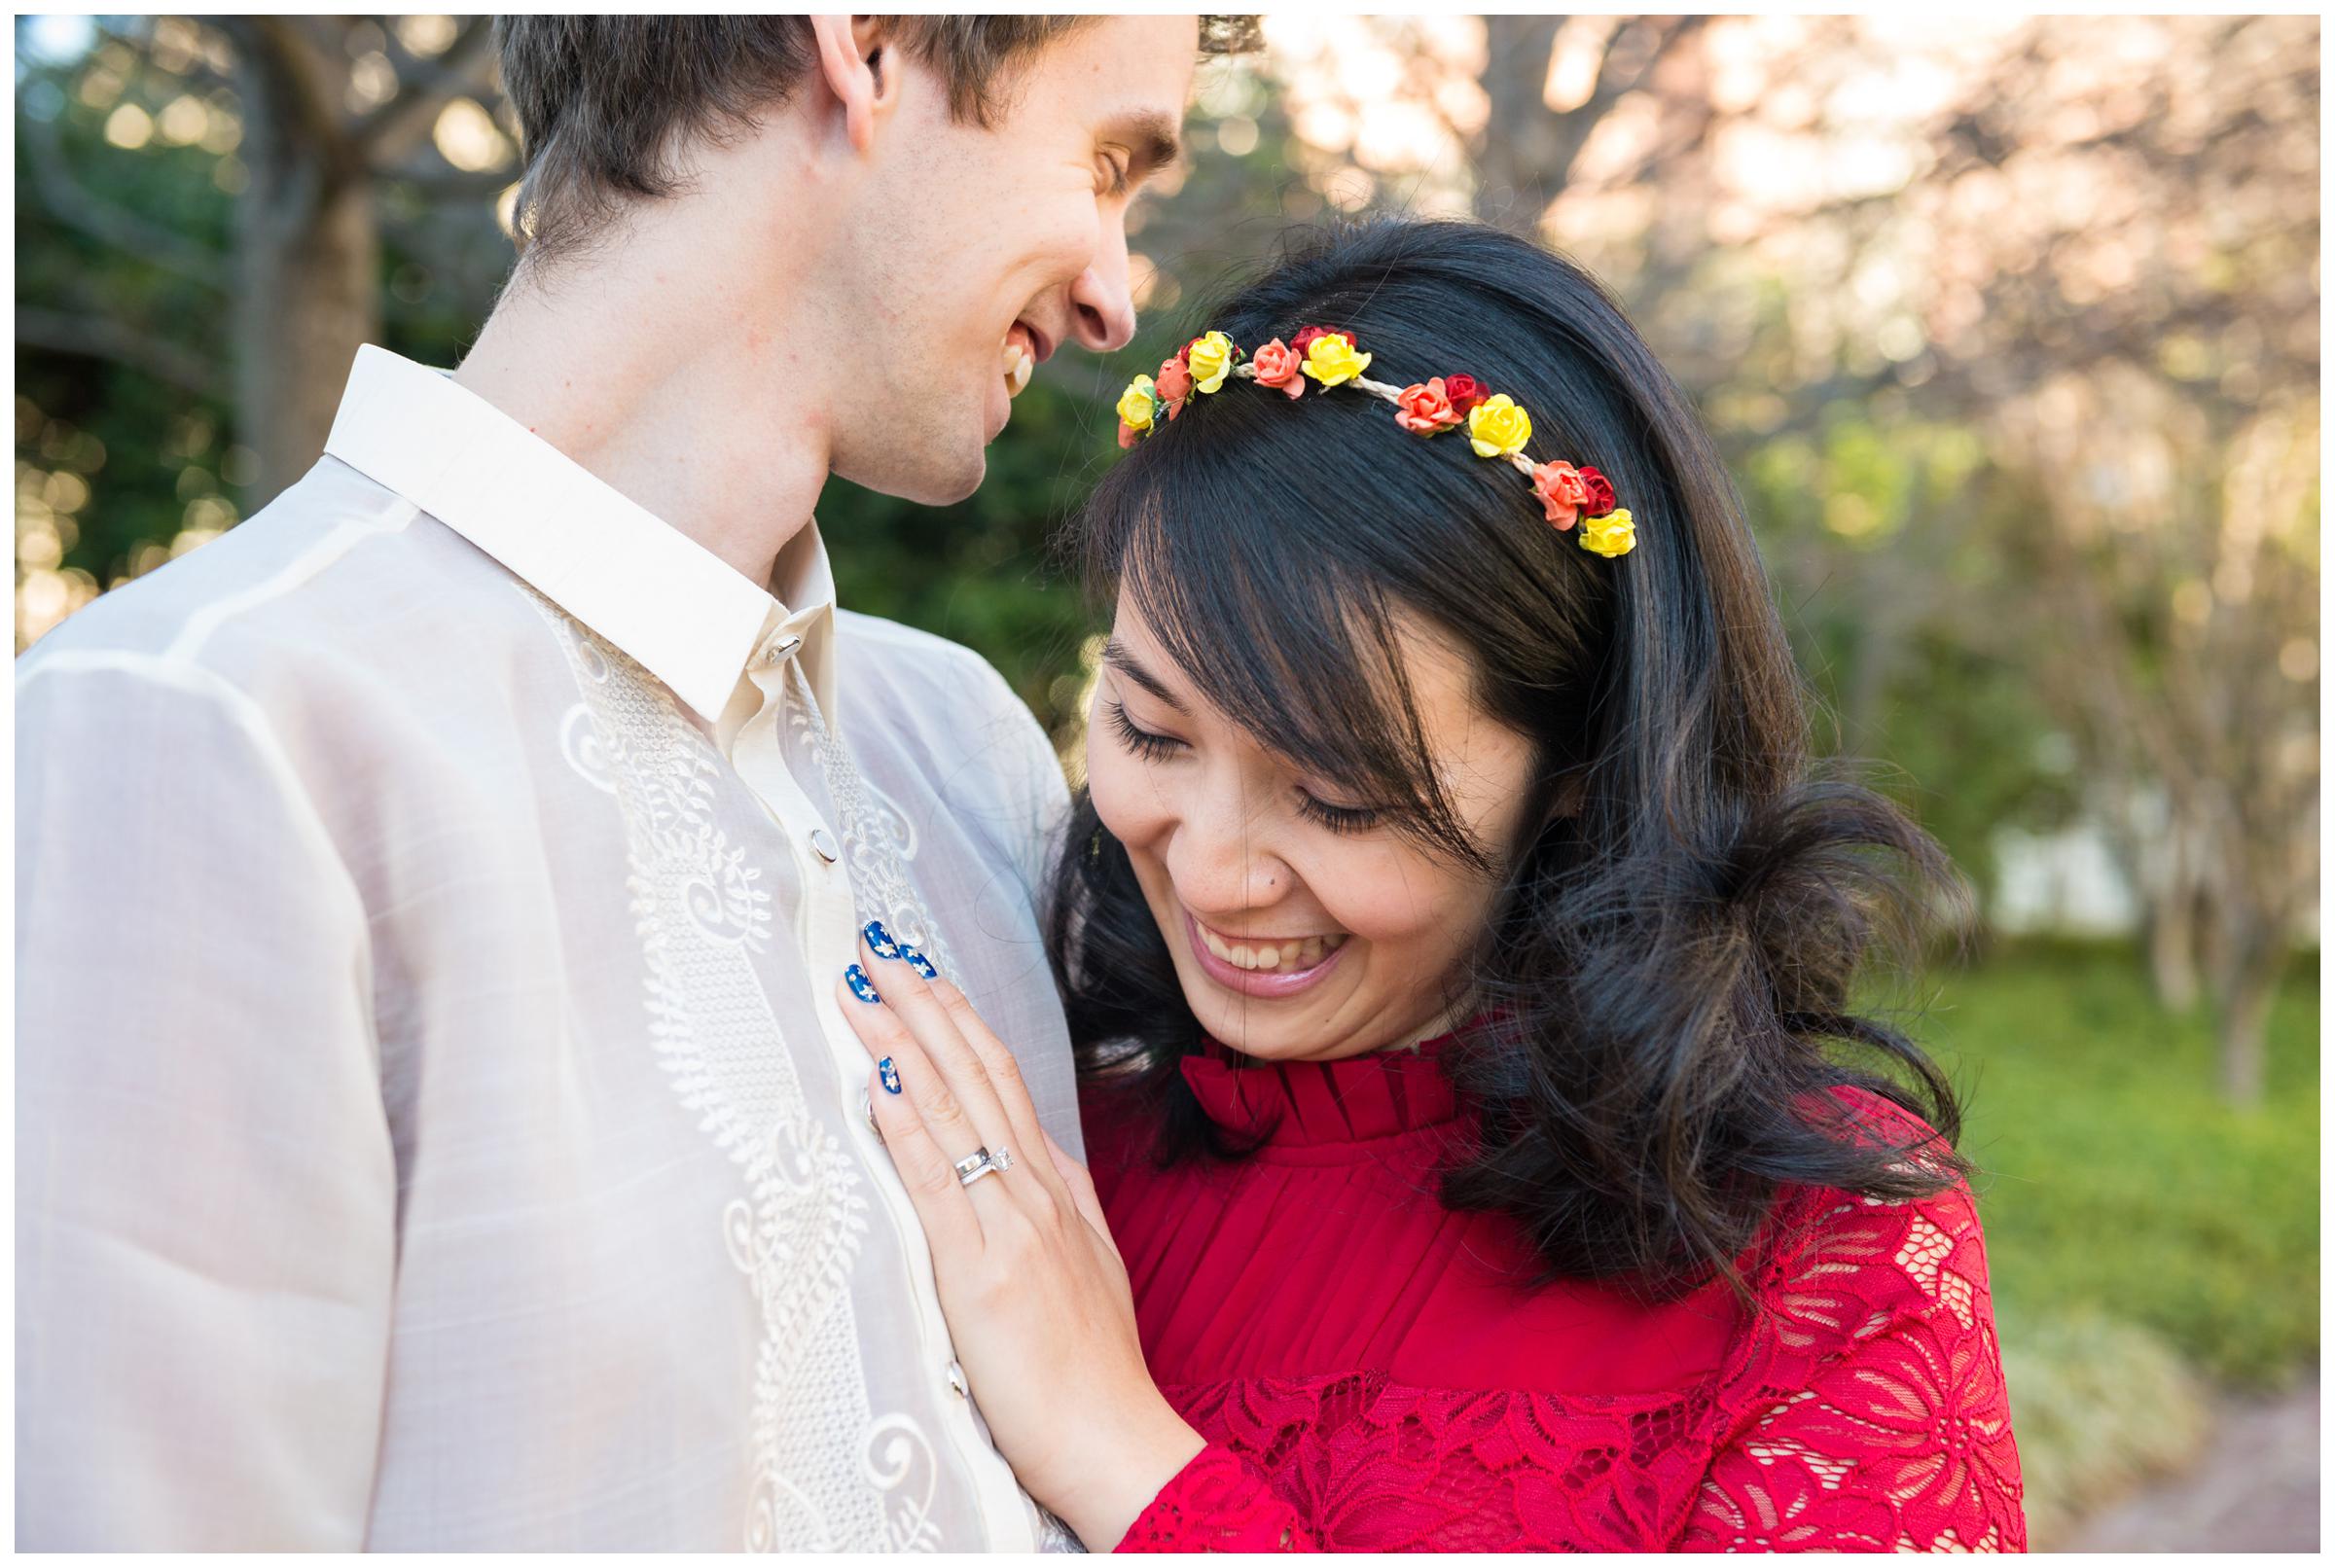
[763,632,803,665]
[808,826,840,863]
[945,1359,970,1400]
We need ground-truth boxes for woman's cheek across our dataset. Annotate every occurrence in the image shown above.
[1085,737,1162,851]
[1320,847,1488,970]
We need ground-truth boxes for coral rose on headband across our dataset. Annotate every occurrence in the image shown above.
[1533,461,1590,529]
[1154,353,1194,419]
[1394,378,1463,435]
[1248,338,1305,399]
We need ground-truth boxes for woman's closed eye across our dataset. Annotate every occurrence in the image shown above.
[1105,698,1183,762]
[1108,699,1386,834]
[1294,793,1383,836]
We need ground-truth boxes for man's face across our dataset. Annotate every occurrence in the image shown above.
[828,17,1201,503]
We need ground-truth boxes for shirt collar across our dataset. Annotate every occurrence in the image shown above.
[322,344,834,727]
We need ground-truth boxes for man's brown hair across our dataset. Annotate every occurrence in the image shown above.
[496,17,1259,265]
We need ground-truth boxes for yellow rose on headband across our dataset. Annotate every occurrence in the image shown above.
[1577,507,1635,557]
[1186,331,1237,394]
[1302,331,1372,388]
[1116,374,1158,434]
[1466,394,1531,458]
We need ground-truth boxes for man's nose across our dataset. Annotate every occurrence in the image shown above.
[1068,223,1138,354]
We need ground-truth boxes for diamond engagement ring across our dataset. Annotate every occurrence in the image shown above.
[953,1146,1015,1187]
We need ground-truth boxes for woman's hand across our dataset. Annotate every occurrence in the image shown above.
[835,924,1205,1551]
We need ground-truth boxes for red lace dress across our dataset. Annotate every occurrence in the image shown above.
[1083,1034,2026,1552]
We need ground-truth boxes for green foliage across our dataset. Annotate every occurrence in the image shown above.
[820,369,1119,737]
[1994,1308,2211,1547]
[1911,941,2319,1386]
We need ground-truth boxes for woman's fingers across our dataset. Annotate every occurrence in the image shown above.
[860,1062,986,1259]
[1037,1123,1115,1250]
[836,966,1017,1220]
[853,928,1021,1160]
[922,975,1077,1213]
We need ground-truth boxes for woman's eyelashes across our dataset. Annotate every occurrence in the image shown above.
[1105,698,1385,835]
[1295,792,1383,835]
[1104,698,1183,762]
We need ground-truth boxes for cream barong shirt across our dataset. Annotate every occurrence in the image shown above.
[17,346,1082,1550]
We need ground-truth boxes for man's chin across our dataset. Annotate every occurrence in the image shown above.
[837,444,988,508]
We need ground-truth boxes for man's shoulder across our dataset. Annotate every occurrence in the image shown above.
[20,457,533,695]
[834,608,1041,738]
[833,609,1070,857]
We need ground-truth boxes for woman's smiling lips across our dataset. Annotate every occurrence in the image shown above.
[1184,911,1350,999]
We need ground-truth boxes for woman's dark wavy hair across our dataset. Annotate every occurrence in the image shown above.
[1047,218,1975,1305]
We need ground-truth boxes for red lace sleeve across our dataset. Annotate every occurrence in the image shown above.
[1115,1442,1316,1552]
[1680,1178,2028,1552]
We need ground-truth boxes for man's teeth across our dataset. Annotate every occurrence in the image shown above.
[1197,925,1348,973]
[1001,341,1034,397]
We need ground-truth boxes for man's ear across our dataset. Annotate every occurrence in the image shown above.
[809,16,901,156]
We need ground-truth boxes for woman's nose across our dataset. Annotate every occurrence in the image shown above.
[1165,814,1291,917]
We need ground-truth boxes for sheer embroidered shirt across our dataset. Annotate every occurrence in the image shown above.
[17,345,1080,1550]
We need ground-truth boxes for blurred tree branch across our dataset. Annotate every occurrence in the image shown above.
[21,110,230,290]
[16,304,226,399]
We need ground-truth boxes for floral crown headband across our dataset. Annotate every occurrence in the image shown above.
[1113,327,1635,557]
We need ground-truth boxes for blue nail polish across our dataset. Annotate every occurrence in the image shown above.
[879,1056,903,1094]
[899,944,939,980]
[845,963,881,1004]
[863,919,901,960]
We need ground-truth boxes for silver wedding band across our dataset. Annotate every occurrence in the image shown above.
[953,1146,1015,1187]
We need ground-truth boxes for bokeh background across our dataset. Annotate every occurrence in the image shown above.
[14,14,2320,1546]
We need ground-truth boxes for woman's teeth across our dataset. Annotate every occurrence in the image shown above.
[1197,925,1348,972]
[1001,340,1034,397]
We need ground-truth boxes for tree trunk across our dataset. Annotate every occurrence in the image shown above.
[235,182,379,506]
[230,21,379,508]
[2214,942,2281,1107]
[1474,16,1564,232]
[2147,881,2202,1014]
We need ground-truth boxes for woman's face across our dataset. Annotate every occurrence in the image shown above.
[1086,586,1538,1062]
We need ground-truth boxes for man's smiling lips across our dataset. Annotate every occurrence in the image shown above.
[1001,321,1053,398]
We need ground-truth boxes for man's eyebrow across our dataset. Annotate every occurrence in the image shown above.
[1101,638,1189,713]
[1109,111,1183,178]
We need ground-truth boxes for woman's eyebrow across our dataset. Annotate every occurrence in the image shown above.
[1101,638,1189,714]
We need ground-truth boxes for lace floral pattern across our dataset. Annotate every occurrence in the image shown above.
[1118,1185,2025,1553]
[1120,1445,1314,1552]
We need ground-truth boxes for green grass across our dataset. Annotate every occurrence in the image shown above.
[1882,941,2319,1388]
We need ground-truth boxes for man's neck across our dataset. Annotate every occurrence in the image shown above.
[453,248,831,596]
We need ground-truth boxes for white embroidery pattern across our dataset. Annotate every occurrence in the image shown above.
[531,592,942,1550]
[784,665,955,970]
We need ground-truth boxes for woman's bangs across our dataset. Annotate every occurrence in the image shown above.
[1091,438,1482,867]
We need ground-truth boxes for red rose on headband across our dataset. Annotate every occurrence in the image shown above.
[1248,338,1305,398]
[1532,461,1590,529]
[1394,378,1463,435]
[1578,465,1617,517]
[1289,325,1342,359]
[1440,374,1489,415]
[1154,353,1194,418]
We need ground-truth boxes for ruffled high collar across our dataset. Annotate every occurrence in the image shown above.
[1179,1029,1470,1147]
